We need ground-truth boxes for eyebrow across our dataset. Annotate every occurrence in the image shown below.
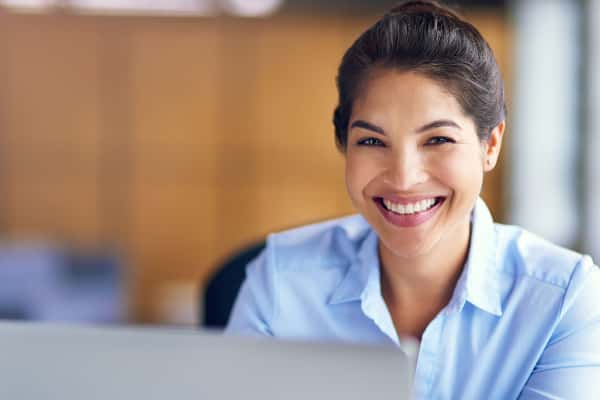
[416,119,462,133]
[349,120,385,134]
[349,119,462,135]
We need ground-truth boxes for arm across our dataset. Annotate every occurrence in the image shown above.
[224,246,278,336]
[519,258,600,399]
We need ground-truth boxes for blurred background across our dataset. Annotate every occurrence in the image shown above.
[0,0,596,327]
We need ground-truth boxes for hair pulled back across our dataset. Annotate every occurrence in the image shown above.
[333,0,506,151]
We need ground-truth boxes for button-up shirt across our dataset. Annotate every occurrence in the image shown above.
[226,198,600,399]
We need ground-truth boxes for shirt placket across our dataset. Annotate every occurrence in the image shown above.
[413,312,446,399]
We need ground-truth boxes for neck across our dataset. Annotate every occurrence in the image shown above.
[379,219,471,312]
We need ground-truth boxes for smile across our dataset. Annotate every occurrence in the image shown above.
[382,198,439,215]
[374,196,445,227]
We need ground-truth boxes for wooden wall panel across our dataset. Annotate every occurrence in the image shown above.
[126,21,222,320]
[129,22,221,185]
[95,21,135,245]
[255,183,352,233]
[210,19,264,264]
[3,16,102,245]
[252,16,355,232]
[0,11,12,233]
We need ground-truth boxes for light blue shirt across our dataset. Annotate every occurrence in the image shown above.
[226,198,600,399]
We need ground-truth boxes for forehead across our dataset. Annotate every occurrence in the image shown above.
[352,68,472,128]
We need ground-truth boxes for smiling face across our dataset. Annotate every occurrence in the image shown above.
[345,69,503,261]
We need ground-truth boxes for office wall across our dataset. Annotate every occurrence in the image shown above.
[0,10,510,323]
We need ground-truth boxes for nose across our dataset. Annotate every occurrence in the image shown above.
[383,148,428,190]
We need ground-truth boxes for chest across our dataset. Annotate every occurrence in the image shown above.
[411,306,556,399]
[275,300,553,400]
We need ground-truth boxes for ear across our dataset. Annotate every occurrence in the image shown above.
[483,120,505,172]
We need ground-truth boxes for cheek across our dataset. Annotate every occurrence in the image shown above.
[428,149,484,192]
[344,157,363,199]
[345,153,378,200]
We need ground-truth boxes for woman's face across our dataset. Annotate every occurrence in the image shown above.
[345,69,503,260]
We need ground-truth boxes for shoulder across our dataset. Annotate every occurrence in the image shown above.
[492,224,600,349]
[261,215,373,312]
[494,223,591,289]
[235,215,373,334]
[242,214,372,305]
[264,214,372,271]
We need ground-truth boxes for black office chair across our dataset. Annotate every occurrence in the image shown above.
[202,241,265,329]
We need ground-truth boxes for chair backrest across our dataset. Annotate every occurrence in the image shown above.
[202,241,265,328]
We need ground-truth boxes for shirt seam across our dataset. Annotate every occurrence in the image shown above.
[556,255,587,321]
[516,262,583,291]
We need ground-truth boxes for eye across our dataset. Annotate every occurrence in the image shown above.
[426,136,455,146]
[357,137,384,146]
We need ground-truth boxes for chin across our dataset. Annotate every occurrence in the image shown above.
[378,233,439,260]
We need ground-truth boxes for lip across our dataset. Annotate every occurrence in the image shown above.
[374,196,445,228]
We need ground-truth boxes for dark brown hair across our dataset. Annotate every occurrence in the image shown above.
[333,0,506,151]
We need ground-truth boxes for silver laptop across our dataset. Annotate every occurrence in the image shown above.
[0,322,411,400]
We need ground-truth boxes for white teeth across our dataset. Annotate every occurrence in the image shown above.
[382,198,437,215]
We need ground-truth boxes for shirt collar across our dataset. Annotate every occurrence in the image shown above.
[328,197,503,317]
[328,228,377,305]
[448,197,503,316]
[328,229,400,344]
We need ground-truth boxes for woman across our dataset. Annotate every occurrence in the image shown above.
[226,1,600,398]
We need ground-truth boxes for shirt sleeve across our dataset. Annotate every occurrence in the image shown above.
[224,245,277,336]
[519,257,600,399]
